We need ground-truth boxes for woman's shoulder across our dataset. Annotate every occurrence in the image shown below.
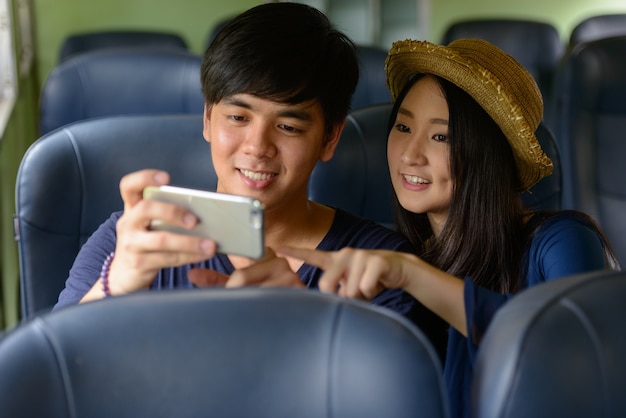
[529,210,599,234]
[528,210,607,252]
[526,210,612,281]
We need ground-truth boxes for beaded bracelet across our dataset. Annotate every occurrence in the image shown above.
[101,251,115,298]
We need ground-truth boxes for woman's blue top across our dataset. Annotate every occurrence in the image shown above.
[444,211,611,418]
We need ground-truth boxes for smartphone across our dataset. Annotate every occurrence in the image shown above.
[143,185,265,259]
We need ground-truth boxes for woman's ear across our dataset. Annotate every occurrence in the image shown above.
[202,104,213,143]
[319,119,346,162]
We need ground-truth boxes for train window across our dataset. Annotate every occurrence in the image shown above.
[0,0,17,136]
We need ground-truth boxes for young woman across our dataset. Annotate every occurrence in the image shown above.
[280,38,620,418]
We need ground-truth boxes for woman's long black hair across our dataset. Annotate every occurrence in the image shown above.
[391,75,533,294]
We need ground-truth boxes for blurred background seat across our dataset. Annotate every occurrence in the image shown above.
[39,48,204,135]
[58,29,188,63]
[309,103,394,228]
[520,122,562,211]
[14,114,215,319]
[551,35,626,265]
[471,269,626,418]
[0,287,450,418]
[351,45,391,110]
[568,13,626,47]
[441,18,564,105]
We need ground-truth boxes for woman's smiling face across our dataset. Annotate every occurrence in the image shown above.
[387,75,452,236]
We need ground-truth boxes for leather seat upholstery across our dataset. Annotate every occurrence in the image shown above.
[59,30,188,63]
[39,48,204,135]
[551,35,626,265]
[0,288,450,418]
[569,14,626,46]
[15,115,215,318]
[351,45,392,110]
[309,104,395,228]
[472,269,626,418]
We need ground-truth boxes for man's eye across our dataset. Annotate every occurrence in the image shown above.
[279,124,300,133]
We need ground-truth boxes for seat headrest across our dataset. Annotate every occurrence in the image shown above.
[0,288,449,417]
[472,270,626,417]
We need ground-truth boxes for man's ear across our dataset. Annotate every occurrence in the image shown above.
[202,104,213,143]
[319,119,347,162]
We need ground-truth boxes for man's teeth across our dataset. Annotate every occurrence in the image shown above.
[403,175,430,185]
[241,169,273,181]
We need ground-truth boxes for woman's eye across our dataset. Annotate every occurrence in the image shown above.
[394,123,410,133]
[433,134,449,142]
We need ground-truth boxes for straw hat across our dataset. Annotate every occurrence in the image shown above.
[385,38,553,191]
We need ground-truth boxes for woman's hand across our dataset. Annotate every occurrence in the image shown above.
[277,247,415,299]
[279,246,467,334]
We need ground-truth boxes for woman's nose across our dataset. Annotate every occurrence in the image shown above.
[400,136,428,165]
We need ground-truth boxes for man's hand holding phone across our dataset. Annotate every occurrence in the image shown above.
[81,170,219,302]
[143,184,265,259]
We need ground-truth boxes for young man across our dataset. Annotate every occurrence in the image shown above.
[54,2,446,358]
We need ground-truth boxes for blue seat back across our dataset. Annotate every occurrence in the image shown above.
[15,115,216,318]
[59,30,188,63]
[39,48,204,135]
[0,288,450,418]
[309,104,394,228]
[351,45,391,110]
[569,14,626,46]
[472,270,626,418]
[552,35,626,265]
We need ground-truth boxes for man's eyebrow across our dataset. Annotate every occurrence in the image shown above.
[222,97,252,109]
[277,108,313,122]
[222,97,314,122]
